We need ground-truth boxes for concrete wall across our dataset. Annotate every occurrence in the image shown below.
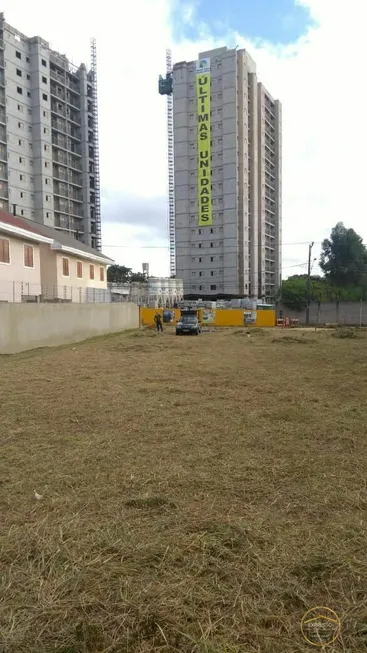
[0,302,139,353]
[278,301,367,326]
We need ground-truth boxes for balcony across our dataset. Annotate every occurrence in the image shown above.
[69,203,84,218]
[52,149,68,165]
[68,156,82,171]
[0,89,5,106]
[52,164,68,182]
[66,80,80,95]
[54,181,69,198]
[54,198,69,212]
[0,145,7,161]
[54,214,82,232]
[52,118,67,134]
[50,83,66,101]
[51,101,66,118]
[0,127,6,143]
[50,68,65,84]
[67,125,81,140]
[0,163,7,180]
[0,71,4,87]
[66,93,80,110]
[52,133,67,150]
[0,182,8,198]
[67,109,81,125]
[68,172,82,186]
[69,191,83,202]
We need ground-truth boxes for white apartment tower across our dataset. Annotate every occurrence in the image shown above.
[173,47,282,299]
[0,14,101,250]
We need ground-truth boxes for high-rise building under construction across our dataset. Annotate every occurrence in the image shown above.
[172,46,282,299]
[0,13,101,250]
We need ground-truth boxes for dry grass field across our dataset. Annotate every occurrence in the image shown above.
[1,327,367,652]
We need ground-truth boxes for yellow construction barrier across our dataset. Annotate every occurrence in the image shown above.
[140,307,276,328]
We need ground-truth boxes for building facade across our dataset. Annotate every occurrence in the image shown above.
[0,13,101,250]
[0,209,113,303]
[173,46,282,300]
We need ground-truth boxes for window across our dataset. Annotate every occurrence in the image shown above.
[42,93,48,101]
[42,59,47,66]
[77,261,83,278]
[44,162,49,168]
[20,174,23,181]
[27,92,31,98]
[210,243,214,248]
[17,104,22,112]
[26,56,30,63]
[24,245,34,268]
[17,87,23,94]
[19,157,23,163]
[43,127,47,134]
[45,178,49,184]
[27,108,31,115]
[62,257,70,276]
[20,191,25,198]
[210,271,214,276]
[20,209,25,216]
[27,74,30,80]
[18,139,23,146]
[89,264,95,280]
[16,68,22,77]
[43,110,47,117]
[44,144,49,151]
[210,285,217,290]
[210,256,214,262]
[16,51,21,59]
[18,121,22,128]
[45,195,50,201]
[100,267,105,282]
[42,76,47,84]
[0,238,10,264]
[46,212,50,218]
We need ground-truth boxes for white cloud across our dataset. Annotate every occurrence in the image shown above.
[3,0,366,278]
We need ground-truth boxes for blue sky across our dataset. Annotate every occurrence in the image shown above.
[171,0,314,45]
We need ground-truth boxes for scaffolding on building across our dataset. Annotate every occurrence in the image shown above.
[90,38,102,251]
[158,49,175,277]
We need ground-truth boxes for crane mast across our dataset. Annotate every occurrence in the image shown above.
[158,50,175,277]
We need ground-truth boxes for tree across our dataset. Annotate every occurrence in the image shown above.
[320,222,367,286]
[107,265,132,283]
[278,275,308,311]
[130,272,147,283]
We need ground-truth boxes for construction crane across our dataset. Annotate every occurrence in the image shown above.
[90,38,102,251]
[158,49,175,277]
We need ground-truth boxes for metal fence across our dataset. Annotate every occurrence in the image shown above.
[0,280,128,304]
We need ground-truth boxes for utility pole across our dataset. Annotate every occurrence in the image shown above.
[305,242,314,326]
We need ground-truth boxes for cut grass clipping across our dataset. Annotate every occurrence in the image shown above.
[1,327,367,652]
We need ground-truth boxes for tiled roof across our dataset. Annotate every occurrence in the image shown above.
[0,210,46,236]
[0,210,114,263]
